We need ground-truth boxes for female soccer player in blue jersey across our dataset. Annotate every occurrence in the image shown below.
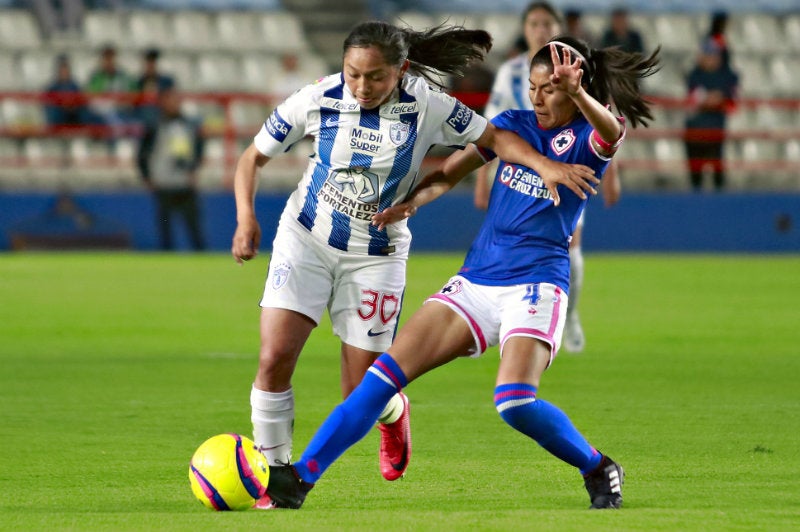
[230,21,597,508]
[477,1,623,354]
[264,35,659,510]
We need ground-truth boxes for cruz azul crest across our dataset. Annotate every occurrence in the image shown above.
[551,128,576,156]
[389,122,411,146]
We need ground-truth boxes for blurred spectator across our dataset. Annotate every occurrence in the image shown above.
[43,54,103,132]
[683,38,739,191]
[137,87,206,251]
[271,52,306,101]
[135,48,175,125]
[476,1,563,210]
[86,45,136,138]
[564,9,597,46]
[706,11,731,70]
[504,34,529,60]
[600,7,644,54]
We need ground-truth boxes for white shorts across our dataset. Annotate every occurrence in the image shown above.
[427,275,568,366]
[260,219,406,352]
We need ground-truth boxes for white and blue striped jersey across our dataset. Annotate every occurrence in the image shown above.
[254,73,488,257]
[484,53,532,120]
[460,110,614,293]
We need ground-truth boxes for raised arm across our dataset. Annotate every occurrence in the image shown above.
[549,43,624,156]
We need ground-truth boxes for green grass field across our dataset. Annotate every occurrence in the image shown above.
[1,252,798,531]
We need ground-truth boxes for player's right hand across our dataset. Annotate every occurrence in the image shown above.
[231,217,261,265]
[372,203,418,231]
[537,158,598,206]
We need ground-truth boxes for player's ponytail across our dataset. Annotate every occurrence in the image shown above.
[343,21,492,89]
[532,35,661,128]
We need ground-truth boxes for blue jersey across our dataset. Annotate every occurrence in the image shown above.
[459,110,613,293]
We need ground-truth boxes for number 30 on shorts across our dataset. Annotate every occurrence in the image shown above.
[358,289,400,324]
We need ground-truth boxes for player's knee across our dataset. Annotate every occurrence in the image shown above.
[256,349,297,386]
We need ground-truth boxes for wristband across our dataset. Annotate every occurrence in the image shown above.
[592,116,627,152]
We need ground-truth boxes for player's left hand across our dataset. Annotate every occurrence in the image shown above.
[371,203,418,231]
[550,43,583,96]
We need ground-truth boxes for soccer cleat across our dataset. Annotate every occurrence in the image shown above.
[563,311,586,353]
[583,455,624,509]
[252,493,279,510]
[264,463,314,509]
[378,392,411,481]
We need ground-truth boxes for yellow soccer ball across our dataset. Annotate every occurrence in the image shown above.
[189,433,269,511]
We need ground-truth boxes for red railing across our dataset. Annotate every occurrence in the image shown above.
[1,90,798,186]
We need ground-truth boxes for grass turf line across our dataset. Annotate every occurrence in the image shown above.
[0,252,798,531]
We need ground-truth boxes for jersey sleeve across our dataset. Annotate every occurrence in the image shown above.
[475,110,519,162]
[253,85,313,157]
[426,88,488,147]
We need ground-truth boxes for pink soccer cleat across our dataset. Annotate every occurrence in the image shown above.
[378,392,411,481]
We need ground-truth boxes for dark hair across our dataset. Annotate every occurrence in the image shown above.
[522,1,562,26]
[531,35,660,128]
[709,11,728,35]
[343,20,492,89]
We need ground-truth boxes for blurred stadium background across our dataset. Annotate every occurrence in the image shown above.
[0,0,798,252]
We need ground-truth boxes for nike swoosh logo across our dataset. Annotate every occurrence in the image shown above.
[324,117,344,128]
[391,439,409,471]
[367,328,390,337]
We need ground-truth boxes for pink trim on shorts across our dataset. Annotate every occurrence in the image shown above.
[500,287,563,368]
[429,293,487,353]
[549,287,563,337]
[501,328,556,368]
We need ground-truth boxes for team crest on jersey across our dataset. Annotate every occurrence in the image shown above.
[270,262,291,290]
[551,128,576,155]
[499,164,514,184]
[389,122,411,146]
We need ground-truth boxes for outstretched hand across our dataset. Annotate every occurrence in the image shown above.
[550,43,584,96]
[371,203,418,231]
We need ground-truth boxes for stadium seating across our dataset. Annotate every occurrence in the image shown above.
[128,10,174,50]
[0,2,798,192]
[0,9,41,50]
[83,10,129,49]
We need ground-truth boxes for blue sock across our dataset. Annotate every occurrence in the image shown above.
[494,383,601,475]
[294,353,408,483]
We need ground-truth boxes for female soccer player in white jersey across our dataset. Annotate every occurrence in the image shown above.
[477,1,622,353]
[264,36,659,510]
[230,21,597,507]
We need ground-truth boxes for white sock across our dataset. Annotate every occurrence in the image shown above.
[568,246,584,318]
[250,385,294,465]
[377,393,404,425]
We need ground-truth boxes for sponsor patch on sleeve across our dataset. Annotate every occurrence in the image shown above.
[264,109,292,143]
[445,101,474,134]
